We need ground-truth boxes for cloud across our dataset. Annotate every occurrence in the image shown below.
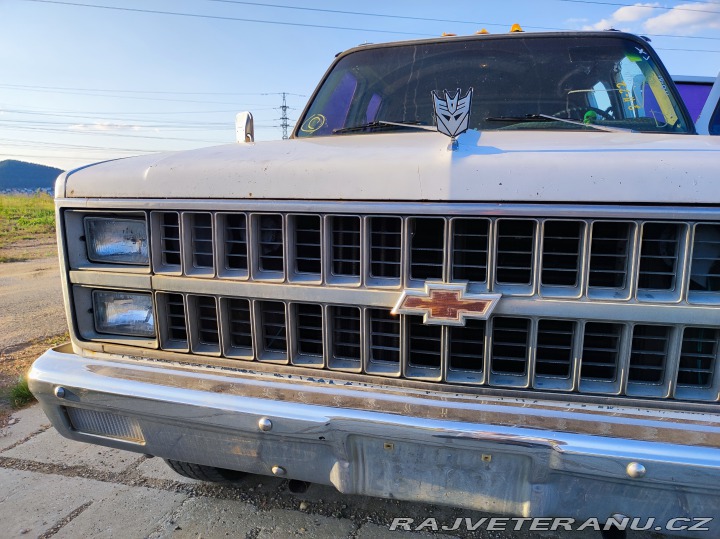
[582,2,720,34]
[643,2,720,34]
[69,122,142,132]
[582,3,659,30]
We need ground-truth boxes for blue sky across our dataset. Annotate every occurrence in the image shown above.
[1,0,719,170]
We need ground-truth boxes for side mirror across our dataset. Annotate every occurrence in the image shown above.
[236,112,254,143]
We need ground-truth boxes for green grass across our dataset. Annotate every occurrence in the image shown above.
[0,193,55,248]
[9,376,35,408]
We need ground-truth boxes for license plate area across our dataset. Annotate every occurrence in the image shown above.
[348,435,532,513]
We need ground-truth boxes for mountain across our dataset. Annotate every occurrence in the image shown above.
[0,160,64,191]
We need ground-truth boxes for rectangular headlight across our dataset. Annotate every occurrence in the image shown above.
[93,291,155,337]
[85,217,149,265]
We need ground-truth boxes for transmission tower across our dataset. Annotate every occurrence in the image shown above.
[279,92,290,140]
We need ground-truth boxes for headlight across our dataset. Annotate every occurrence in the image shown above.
[93,291,155,337]
[85,217,149,265]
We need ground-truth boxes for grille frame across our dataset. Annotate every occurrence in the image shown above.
[67,202,720,405]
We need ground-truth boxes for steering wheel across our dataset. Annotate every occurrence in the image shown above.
[553,106,613,120]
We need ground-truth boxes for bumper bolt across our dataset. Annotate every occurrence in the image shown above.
[258,417,273,432]
[272,465,287,477]
[54,386,66,399]
[626,462,646,478]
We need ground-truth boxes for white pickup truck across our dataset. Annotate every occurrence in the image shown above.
[30,30,720,537]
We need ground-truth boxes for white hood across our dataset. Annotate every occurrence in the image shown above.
[60,130,720,204]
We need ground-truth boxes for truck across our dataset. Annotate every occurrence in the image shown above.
[29,29,720,537]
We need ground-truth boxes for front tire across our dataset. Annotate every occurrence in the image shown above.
[164,459,247,483]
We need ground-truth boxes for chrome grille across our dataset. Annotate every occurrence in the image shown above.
[588,221,633,291]
[370,216,401,281]
[330,215,361,279]
[142,208,720,403]
[154,293,720,402]
[409,218,444,281]
[496,219,535,285]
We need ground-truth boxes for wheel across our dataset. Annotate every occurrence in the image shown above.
[164,459,247,483]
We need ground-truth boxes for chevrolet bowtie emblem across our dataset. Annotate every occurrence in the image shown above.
[392,283,501,326]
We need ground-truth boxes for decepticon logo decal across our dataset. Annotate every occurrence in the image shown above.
[432,87,473,138]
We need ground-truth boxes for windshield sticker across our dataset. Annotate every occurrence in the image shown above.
[432,88,473,138]
[300,114,327,134]
[616,83,640,111]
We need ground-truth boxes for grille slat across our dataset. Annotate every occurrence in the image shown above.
[496,220,535,285]
[330,216,360,278]
[410,218,445,281]
[147,210,720,403]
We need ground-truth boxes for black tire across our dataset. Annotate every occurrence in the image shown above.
[164,459,247,483]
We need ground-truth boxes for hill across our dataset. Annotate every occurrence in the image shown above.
[0,160,64,191]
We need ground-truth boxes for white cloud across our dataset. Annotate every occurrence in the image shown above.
[581,2,720,34]
[69,122,142,132]
[643,2,720,34]
[582,3,659,30]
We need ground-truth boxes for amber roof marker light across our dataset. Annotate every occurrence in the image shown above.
[510,23,524,32]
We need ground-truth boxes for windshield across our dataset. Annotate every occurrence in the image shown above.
[296,34,692,137]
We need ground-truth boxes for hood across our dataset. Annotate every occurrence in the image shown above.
[61,130,720,204]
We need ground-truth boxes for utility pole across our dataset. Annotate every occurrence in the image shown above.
[279,92,289,140]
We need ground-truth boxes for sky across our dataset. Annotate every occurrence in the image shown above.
[1,0,719,171]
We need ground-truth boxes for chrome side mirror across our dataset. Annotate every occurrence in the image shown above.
[236,111,254,143]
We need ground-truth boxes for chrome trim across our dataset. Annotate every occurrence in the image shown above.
[59,199,720,220]
[29,347,720,529]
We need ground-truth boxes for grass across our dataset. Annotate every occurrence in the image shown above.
[9,376,35,408]
[0,193,55,249]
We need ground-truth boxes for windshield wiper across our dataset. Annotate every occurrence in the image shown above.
[333,120,436,134]
[486,114,634,133]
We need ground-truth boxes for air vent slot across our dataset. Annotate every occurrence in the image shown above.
[368,309,400,365]
[689,224,720,294]
[330,216,360,278]
[452,218,489,283]
[628,325,670,384]
[224,213,248,271]
[161,293,187,348]
[196,296,219,345]
[542,221,583,287]
[189,213,214,269]
[257,214,284,274]
[258,301,287,361]
[294,215,321,275]
[490,317,530,375]
[675,327,720,400]
[329,306,361,369]
[449,319,485,372]
[295,303,324,361]
[410,218,444,281]
[638,222,682,292]
[677,327,717,390]
[407,315,442,370]
[580,322,622,383]
[535,319,574,378]
[589,221,632,289]
[495,220,535,285]
[227,298,252,351]
[160,212,181,267]
[370,217,402,280]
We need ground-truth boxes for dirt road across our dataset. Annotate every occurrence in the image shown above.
[0,246,65,353]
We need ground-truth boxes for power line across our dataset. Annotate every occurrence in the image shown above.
[203,0,720,42]
[19,0,720,48]
[0,83,305,97]
[557,0,720,15]
[20,0,433,37]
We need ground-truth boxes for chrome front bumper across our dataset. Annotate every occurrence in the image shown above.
[29,345,720,536]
